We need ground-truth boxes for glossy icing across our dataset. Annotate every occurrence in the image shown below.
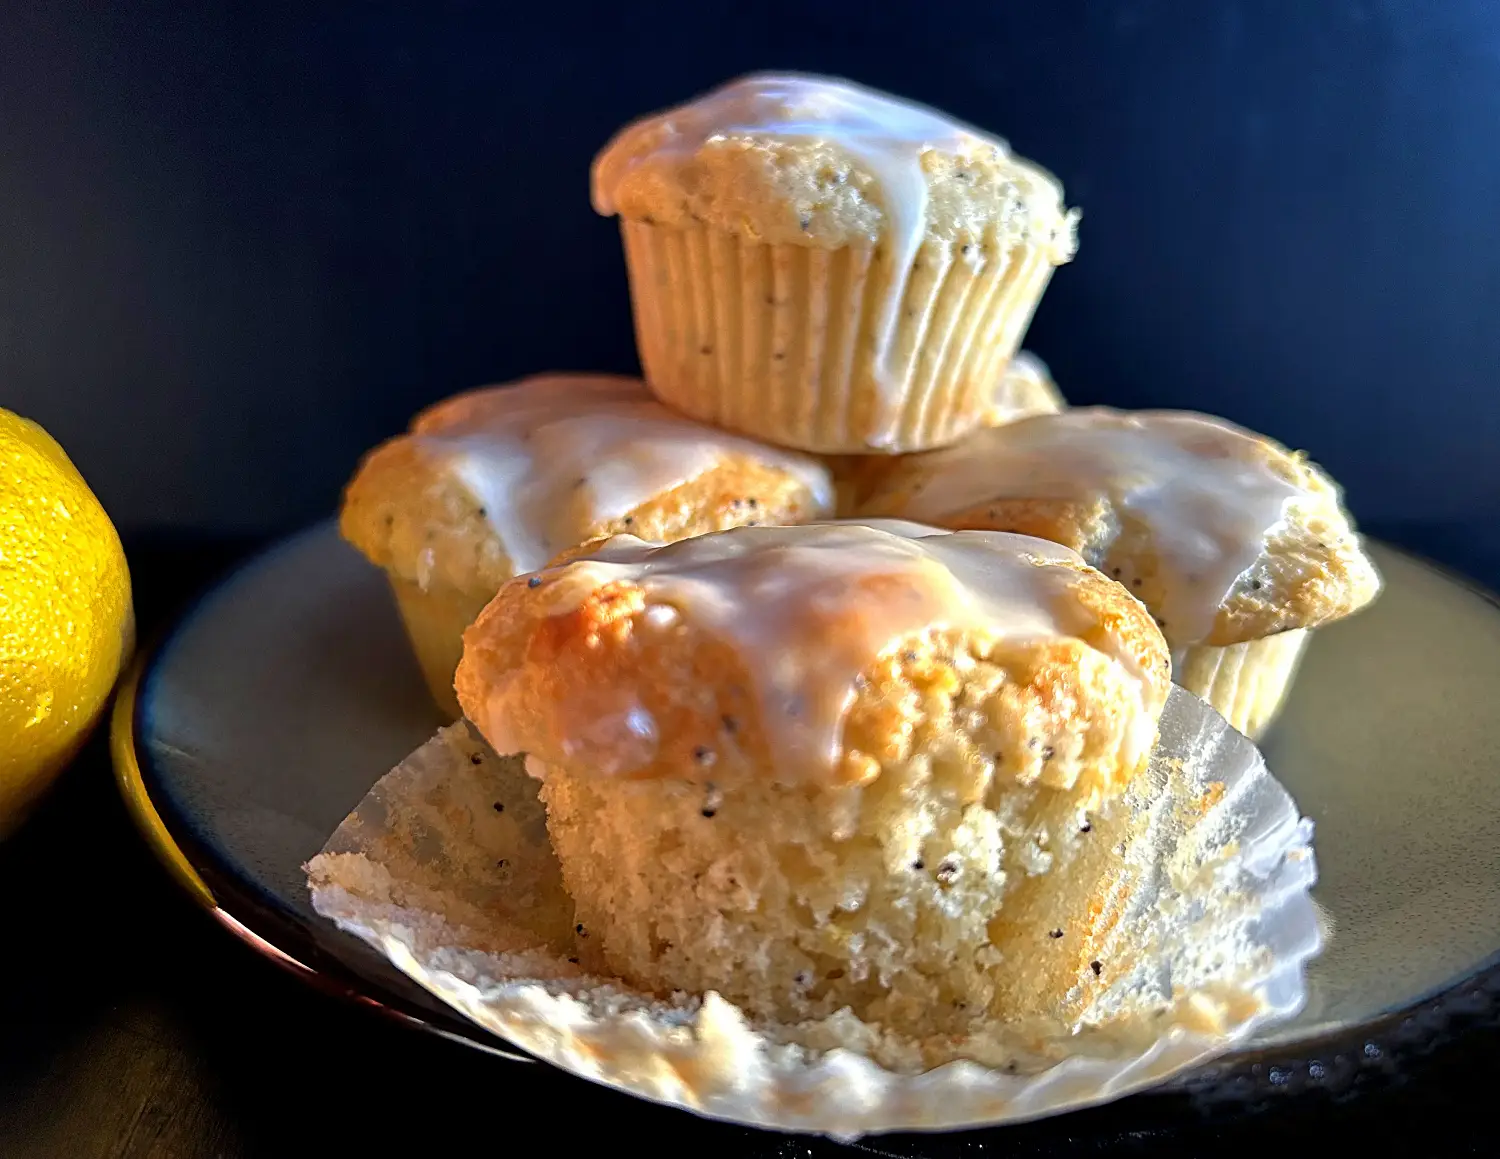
[882,409,1304,645]
[478,521,1155,780]
[412,374,834,575]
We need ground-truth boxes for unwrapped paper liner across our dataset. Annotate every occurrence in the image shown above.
[307,687,1319,1139]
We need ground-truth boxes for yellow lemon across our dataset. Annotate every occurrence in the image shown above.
[0,410,134,838]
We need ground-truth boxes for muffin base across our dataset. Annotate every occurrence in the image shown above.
[536,758,1154,1039]
[1176,629,1311,740]
[620,221,1057,454]
[388,578,493,719]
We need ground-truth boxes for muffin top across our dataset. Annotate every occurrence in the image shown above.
[592,73,1077,260]
[456,521,1170,798]
[340,374,835,595]
[859,409,1382,649]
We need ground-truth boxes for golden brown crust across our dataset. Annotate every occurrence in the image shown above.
[457,554,1170,802]
[340,436,832,598]
[859,424,1381,647]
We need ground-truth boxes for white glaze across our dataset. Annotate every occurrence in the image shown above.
[412,374,834,575]
[592,74,1005,398]
[482,522,1154,779]
[885,409,1304,646]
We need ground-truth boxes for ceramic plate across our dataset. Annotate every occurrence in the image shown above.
[114,522,1500,1132]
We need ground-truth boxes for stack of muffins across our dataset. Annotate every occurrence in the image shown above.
[338,74,1378,1040]
[344,72,1377,738]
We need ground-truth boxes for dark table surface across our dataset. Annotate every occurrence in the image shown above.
[0,533,1493,1158]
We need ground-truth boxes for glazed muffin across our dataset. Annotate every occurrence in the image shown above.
[341,374,834,716]
[455,522,1171,1036]
[592,74,1078,454]
[858,409,1382,737]
[827,350,1066,514]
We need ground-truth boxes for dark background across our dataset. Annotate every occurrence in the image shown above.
[3,0,1499,578]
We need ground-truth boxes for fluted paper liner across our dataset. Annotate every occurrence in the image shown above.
[306,687,1318,1139]
[621,221,1057,453]
[1177,630,1312,741]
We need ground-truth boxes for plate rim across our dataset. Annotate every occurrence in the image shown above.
[110,534,536,1064]
[110,520,1500,1102]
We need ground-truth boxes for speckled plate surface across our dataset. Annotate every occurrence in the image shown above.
[115,521,1500,1135]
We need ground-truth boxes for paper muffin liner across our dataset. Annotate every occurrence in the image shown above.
[306,687,1318,1139]
[620,220,1058,454]
[1177,630,1311,740]
[386,577,491,720]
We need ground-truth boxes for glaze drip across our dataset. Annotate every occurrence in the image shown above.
[412,374,833,575]
[483,521,1154,779]
[882,409,1304,645]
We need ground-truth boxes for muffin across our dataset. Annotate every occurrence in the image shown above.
[827,349,1066,513]
[591,74,1079,454]
[340,373,835,716]
[858,409,1383,737]
[455,521,1172,1036]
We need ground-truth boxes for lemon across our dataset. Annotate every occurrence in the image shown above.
[0,410,134,838]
